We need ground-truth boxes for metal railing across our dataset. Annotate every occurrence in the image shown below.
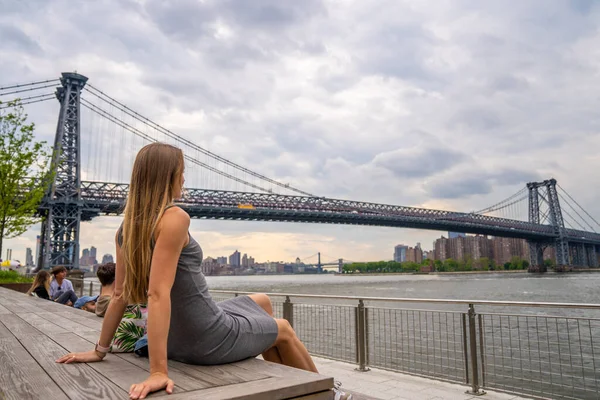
[71,279,600,399]
[210,290,600,400]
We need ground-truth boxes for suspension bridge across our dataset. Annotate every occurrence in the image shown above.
[295,253,353,273]
[2,72,600,271]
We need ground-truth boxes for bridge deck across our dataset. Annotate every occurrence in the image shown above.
[0,286,333,399]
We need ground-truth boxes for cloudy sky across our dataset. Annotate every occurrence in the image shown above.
[2,0,600,265]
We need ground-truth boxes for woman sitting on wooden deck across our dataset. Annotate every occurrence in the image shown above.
[56,143,351,400]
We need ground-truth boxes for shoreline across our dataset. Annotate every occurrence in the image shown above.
[335,268,600,276]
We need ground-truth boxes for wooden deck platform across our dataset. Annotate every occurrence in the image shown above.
[0,286,333,399]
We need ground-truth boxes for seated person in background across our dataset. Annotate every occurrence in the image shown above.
[27,270,52,299]
[28,270,79,305]
[74,295,99,312]
[95,262,116,317]
[49,266,78,306]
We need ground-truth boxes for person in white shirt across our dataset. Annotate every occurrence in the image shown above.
[49,266,78,306]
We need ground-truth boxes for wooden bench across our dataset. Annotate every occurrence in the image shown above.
[0,286,333,399]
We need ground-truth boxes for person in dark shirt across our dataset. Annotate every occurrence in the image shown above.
[27,270,51,299]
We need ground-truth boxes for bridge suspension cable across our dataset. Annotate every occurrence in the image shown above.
[0,78,59,108]
[80,99,277,193]
[0,78,59,92]
[0,93,55,109]
[84,84,314,197]
[474,187,527,215]
[0,83,59,97]
[558,193,597,232]
[558,183,600,231]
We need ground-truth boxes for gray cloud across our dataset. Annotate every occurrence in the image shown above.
[0,24,41,53]
[373,146,467,179]
[428,177,493,200]
[425,167,543,200]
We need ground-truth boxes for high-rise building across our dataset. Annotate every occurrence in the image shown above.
[201,257,219,275]
[80,248,90,266]
[25,248,33,266]
[248,256,255,266]
[101,254,114,264]
[35,235,41,267]
[90,246,97,263]
[491,237,529,265]
[242,253,248,267]
[229,250,241,267]
[434,237,448,260]
[394,245,408,262]
[433,234,527,266]
[406,243,423,263]
[217,256,227,265]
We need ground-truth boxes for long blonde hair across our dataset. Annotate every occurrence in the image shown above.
[121,143,184,303]
[27,270,50,295]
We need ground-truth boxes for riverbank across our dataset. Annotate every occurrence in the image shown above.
[336,268,600,276]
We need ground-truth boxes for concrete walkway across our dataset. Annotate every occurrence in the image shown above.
[311,356,532,400]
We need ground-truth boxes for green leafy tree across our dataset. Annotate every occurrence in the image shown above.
[0,100,53,259]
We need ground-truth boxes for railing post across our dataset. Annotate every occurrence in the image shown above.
[355,299,370,372]
[466,304,485,396]
[283,296,294,328]
[89,281,93,296]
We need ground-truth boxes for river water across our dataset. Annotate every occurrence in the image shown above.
[205,272,600,303]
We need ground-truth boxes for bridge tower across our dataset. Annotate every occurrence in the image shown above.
[38,73,88,270]
[316,252,322,273]
[527,179,569,268]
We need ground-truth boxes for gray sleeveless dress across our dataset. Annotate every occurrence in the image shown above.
[120,228,279,365]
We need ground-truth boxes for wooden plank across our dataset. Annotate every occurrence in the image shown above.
[0,314,44,338]
[17,312,71,335]
[48,332,135,372]
[73,329,101,343]
[117,353,217,391]
[153,375,332,400]
[46,332,190,393]
[167,358,269,386]
[0,337,69,400]
[34,311,100,335]
[61,331,218,392]
[0,320,13,339]
[18,334,126,399]
[0,297,40,314]
[54,310,103,330]
[0,303,10,314]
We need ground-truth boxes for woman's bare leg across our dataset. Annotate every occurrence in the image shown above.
[248,294,284,364]
[272,318,318,372]
[248,293,316,371]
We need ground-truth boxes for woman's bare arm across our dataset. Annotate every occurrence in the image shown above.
[56,230,131,363]
[96,232,129,349]
[128,207,189,399]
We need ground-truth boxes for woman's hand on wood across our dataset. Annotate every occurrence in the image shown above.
[55,350,104,363]
[129,372,175,399]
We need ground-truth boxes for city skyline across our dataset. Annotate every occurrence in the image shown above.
[3,2,600,264]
